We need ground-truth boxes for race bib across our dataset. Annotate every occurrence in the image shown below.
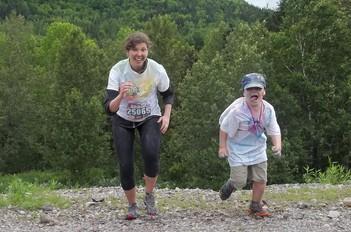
[126,103,151,120]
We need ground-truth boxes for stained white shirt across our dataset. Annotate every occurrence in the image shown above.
[107,58,170,122]
[219,97,281,167]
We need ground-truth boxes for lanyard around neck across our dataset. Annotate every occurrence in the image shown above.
[247,102,263,123]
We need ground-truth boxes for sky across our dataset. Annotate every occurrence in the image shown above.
[244,0,280,10]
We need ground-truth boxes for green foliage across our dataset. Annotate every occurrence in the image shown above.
[51,24,107,98]
[0,13,46,172]
[265,185,351,203]
[1,0,268,46]
[267,0,351,172]
[303,158,351,184]
[0,169,118,194]
[38,24,114,180]
[144,15,195,94]
[0,171,67,193]
[39,22,80,68]
[0,0,350,189]
[0,178,70,210]
[47,90,112,177]
[197,21,230,62]
[103,26,133,63]
[268,137,305,184]
[79,167,118,187]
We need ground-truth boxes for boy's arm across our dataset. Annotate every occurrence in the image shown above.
[270,134,282,156]
[218,129,229,158]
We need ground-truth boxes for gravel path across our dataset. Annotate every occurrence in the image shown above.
[1,184,351,232]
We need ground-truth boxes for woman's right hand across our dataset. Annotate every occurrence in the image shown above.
[119,81,134,98]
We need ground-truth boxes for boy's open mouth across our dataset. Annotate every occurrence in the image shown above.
[250,94,258,100]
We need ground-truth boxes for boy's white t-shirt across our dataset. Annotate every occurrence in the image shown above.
[107,58,170,122]
[219,97,281,167]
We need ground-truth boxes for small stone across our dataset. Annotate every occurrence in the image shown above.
[85,202,98,207]
[327,210,340,219]
[41,204,54,212]
[296,214,304,220]
[17,210,26,215]
[92,196,105,202]
[343,197,351,207]
[39,213,51,224]
[39,213,58,225]
[297,202,309,209]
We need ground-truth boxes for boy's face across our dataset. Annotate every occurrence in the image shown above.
[127,42,148,72]
[244,87,265,107]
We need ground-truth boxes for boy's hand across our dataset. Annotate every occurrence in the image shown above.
[218,147,228,158]
[272,146,282,157]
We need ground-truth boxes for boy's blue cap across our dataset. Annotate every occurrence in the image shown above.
[241,73,266,90]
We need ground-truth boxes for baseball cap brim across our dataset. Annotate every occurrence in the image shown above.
[244,82,265,89]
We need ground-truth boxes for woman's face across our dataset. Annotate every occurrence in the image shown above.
[127,42,148,72]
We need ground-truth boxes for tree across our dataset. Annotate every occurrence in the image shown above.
[41,22,113,179]
[268,0,351,170]
[0,14,44,173]
[144,15,195,95]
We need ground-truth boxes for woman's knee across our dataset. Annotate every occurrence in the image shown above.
[121,178,134,190]
[144,159,159,177]
[119,163,134,190]
[142,141,160,177]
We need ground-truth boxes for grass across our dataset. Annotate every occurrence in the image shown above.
[1,182,350,213]
[153,185,351,212]
[0,178,70,210]
[264,186,351,203]
[101,186,351,216]
[0,170,69,193]
[1,168,350,212]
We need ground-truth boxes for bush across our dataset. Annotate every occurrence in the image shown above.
[303,158,351,184]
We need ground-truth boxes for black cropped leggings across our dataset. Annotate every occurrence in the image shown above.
[112,115,161,191]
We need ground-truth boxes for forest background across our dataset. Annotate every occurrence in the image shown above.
[0,0,350,190]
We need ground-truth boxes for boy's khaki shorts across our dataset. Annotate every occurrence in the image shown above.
[230,161,267,189]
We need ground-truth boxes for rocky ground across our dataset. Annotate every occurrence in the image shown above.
[1,184,351,232]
